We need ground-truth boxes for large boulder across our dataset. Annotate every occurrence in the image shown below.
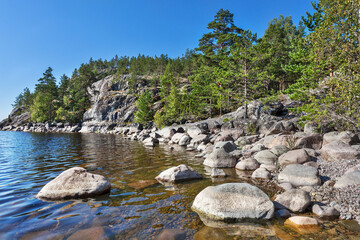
[178,134,191,146]
[192,183,274,221]
[321,141,360,161]
[295,133,322,150]
[278,149,311,166]
[254,150,278,165]
[274,189,311,212]
[37,167,111,200]
[171,133,187,144]
[323,131,360,146]
[278,164,321,187]
[203,142,237,168]
[235,158,260,171]
[270,145,289,157]
[334,171,360,188]
[155,164,202,183]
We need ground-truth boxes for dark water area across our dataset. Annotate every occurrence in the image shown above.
[0,131,359,239]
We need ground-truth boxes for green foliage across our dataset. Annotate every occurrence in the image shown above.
[30,67,58,122]
[134,91,154,124]
[13,3,360,131]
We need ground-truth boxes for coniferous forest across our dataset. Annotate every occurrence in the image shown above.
[12,0,360,130]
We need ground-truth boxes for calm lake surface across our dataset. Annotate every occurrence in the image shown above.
[0,131,359,239]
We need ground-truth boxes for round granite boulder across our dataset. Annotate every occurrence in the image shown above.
[192,183,274,221]
[37,167,111,200]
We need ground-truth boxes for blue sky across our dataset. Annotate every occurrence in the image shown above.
[0,0,314,120]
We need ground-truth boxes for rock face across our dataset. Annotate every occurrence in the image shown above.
[192,183,274,221]
[274,189,311,212]
[82,75,137,124]
[37,167,111,200]
[278,164,321,187]
[155,164,202,183]
[278,149,311,166]
[321,141,360,161]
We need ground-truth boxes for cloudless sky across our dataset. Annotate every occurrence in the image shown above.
[0,0,314,120]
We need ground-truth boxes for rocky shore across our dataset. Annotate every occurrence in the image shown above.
[3,98,360,226]
[2,75,360,232]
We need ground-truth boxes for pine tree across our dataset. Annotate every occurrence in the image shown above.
[134,91,154,124]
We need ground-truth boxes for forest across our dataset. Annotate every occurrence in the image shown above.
[12,0,360,130]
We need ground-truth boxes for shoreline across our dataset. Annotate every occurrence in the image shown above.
[2,103,360,224]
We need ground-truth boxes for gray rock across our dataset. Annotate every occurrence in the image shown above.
[304,122,318,134]
[270,145,289,157]
[323,131,360,146]
[266,122,286,136]
[157,229,187,240]
[192,183,274,221]
[279,182,293,191]
[295,133,323,150]
[235,158,260,171]
[214,141,237,152]
[187,126,206,139]
[143,137,159,147]
[189,134,210,148]
[334,171,360,188]
[312,204,340,219]
[274,189,311,212]
[37,167,111,200]
[345,164,360,175]
[278,149,311,166]
[203,148,237,168]
[252,168,271,180]
[161,127,177,139]
[178,134,191,146]
[254,150,278,165]
[321,141,360,161]
[251,143,266,152]
[171,133,186,144]
[211,168,227,178]
[274,209,291,218]
[155,164,202,183]
[278,164,321,187]
[260,164,276,172]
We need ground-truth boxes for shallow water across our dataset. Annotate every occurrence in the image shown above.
[0,131,359,239]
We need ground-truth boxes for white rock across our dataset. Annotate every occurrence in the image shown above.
[155,164,202,183]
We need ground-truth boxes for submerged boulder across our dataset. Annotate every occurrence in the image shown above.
[37,167,111,200]
[192,183,274,221]
[155,164,202,183]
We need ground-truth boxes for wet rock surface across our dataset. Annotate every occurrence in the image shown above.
[155,164,202,183]
[192,183,274,221]
[37,167,111,200]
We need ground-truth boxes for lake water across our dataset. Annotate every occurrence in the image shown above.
[0,131,359,239]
